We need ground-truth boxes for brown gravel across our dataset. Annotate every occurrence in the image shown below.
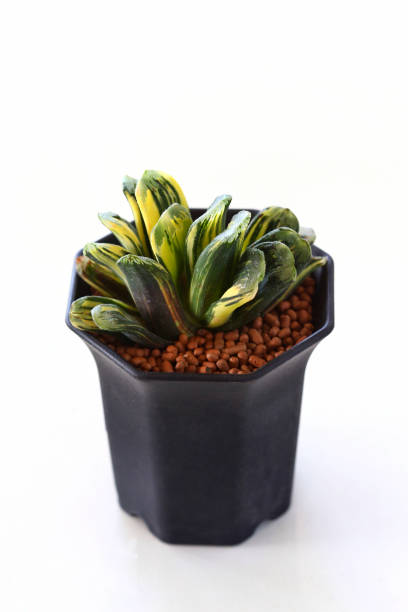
[96,276,316,375]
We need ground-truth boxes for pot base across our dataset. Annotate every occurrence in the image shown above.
[120,498,291,545]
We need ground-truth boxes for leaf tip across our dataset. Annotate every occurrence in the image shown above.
[122,175,137,194]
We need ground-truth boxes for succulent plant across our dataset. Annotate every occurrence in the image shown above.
[70,170,326,346]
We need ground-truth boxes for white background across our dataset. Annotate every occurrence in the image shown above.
[1,1,407,610]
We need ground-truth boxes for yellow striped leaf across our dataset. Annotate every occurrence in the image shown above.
[251,226,311,272]
[75,255,131,303]
[189,210,251,319]
[242,206,299,251]
[98,212,144,254]
[83,242,128,282]
[221,241,296,330]
[150,203,192,289]
[204,248,265,328]
[117,254,196,339]
[135,170,189,237]
[122,175,150,255]
[185,194,231,275]
[265,256,327,313]
[69,295,136,332]
[91,303,169,347]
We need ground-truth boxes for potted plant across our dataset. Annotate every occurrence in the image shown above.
[66,170,334,545]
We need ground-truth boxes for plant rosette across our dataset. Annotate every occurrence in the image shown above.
[66,171,334,545]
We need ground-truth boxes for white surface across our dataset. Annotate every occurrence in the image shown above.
[1,1,407,610]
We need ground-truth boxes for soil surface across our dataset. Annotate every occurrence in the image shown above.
[96,276,316,374]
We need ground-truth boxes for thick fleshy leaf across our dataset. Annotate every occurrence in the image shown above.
[83,242,128,282]
[185,194,232,275]
[75,255,131,302]
[203,247,265,328]
[242,206,299,251]
[91,303,169,347]
[299,226,316,244]
[189,210,251,319]
[150,203,192,289]
[122,175,150,255]
[135,170,189,237]
[221,241,296,330]
[69,296,136,332]
[265,256,327,313]
[117,254,196,339]
[251,226,311,272]
[98,212,144,254]
[257,241,297,287]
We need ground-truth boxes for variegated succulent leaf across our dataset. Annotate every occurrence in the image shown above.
[122,175,151,256]
[185,194,232,275]
[135,170,189,237]
[98,212,144,254]
[221,241,297,330]
[203,247,266,328]
[69,295,137,332]
[91,303,169,347]
[117,254,196,340]
[75,255,132,303]
[265,255,327,313]
[242,206,299,251]
[83,242,128,282]
[251,226,311,272]
[150,203,192,290]
[189,210,251,319]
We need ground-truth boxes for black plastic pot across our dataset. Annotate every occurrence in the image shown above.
[66,208,334,545]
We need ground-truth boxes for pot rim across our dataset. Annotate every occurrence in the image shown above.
[66,209,334,383]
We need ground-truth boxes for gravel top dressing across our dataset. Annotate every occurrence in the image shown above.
[95,276,315,375]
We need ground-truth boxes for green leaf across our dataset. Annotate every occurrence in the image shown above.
[91,303,169,347]
[242,206,299,251]
[221,241,296,330]
[98,212,144,254]
[69,295,136,332]
[203,247,265,328]
[265,256,327,313]
[185,194,231,275]
[251,226,311,272]
[75,255,131,303]
[135,170,189,237]
[117,254,196,339]
[150,203,192,289]
[189,210,251,319]
[83,242,128,282]
[122,175,151,256]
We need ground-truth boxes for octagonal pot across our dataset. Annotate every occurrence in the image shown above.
[66,208,334,545]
